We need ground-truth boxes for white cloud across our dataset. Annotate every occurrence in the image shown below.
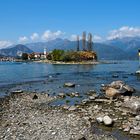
[70,34,78,41]
[0,40,13,49]
[93,35,102,42]
[70,34,102,42]
[18,36,29,43]
[42,30,65,41]
[30,33,39,41]
[107,26,140,40]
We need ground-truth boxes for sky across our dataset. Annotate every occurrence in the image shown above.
[0,0,140,48]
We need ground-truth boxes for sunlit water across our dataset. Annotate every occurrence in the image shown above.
[0,61,140,105]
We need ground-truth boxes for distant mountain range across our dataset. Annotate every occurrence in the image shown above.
[105,37,140,59]
[0,37,140,60]
[0,44,33,57]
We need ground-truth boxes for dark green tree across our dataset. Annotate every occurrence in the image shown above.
[82,31,86,51]
[22,53,28,60]
[76,35,80,51]
[87,33,93,51]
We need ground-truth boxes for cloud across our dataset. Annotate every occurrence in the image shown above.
[0,40,13,49]
[42,30,65,41]
[18,36,29,43]
[107,26,140,40]
[93,35,102,42]
[30,33,39,41]
[70,34,78,41]
[70,34,102,42]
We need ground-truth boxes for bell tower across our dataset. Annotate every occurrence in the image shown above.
[44,48,47,58]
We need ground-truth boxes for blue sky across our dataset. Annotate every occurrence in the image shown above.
[0,0,140,48]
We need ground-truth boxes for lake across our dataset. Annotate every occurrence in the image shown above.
[0,61,140,105]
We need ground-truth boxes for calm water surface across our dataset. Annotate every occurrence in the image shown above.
[0,61,140,104]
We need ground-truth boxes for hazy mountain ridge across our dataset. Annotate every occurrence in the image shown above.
[0,37,140,60]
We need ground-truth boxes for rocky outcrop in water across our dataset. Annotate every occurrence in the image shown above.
[101,81,135,98]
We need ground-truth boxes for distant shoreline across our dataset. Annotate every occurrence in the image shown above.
[36,60,99,65]
[1,59,122,65]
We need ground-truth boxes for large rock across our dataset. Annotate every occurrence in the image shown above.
[101,81,135,98]
[103,115,113,126]
[105,87,122,98]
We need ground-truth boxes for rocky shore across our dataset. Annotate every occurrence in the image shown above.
[0,81,140,140]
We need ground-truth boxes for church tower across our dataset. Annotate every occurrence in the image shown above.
[44,48,47,59]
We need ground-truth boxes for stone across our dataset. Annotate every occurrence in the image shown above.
[70,92,79,97]
[105,87,121,98]
[130,129,140,135]
[103,116,113,126]
[96,117,103,123]
[62,105,70,110]
[64,83,75,87]
[112,74,119,78]
[123,100,140,115]
[135,115,140,121]
[102,80,135,98]
[11,90,23,94]
[78,136,86,140]
[32,94,38,100]
[89,96,95,100]
[58,93,66,98]
[82,99,90,104]
[123,126,130,132]
[94,105,99,109]
[68,106,77,111]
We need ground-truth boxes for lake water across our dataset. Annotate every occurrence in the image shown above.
[0,61,140,105]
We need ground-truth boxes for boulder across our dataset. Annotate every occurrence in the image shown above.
[103,116,113,126]
[105,87,122,98]
[102,81,135,98]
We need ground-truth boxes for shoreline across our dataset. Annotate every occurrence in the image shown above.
[1,91,140,139]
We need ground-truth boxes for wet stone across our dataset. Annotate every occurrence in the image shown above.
[64,83,75,87]
[32,94,38,100]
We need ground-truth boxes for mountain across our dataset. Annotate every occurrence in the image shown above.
[26,38,72,52]
[0,44,33,57]
[3,36,140,60]
[105,37,140,59]
[93,43,127,60]
[26,38,128,60]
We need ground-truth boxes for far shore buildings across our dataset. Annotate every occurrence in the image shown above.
[28,48,48,60]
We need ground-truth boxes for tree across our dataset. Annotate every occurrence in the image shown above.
[22,53,28,60]
[76,35,80,51]
[82,31,86,51]
[51,49,64,61]
[87,33,93,51]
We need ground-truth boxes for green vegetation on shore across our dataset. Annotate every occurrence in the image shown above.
[47,49,97,62]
